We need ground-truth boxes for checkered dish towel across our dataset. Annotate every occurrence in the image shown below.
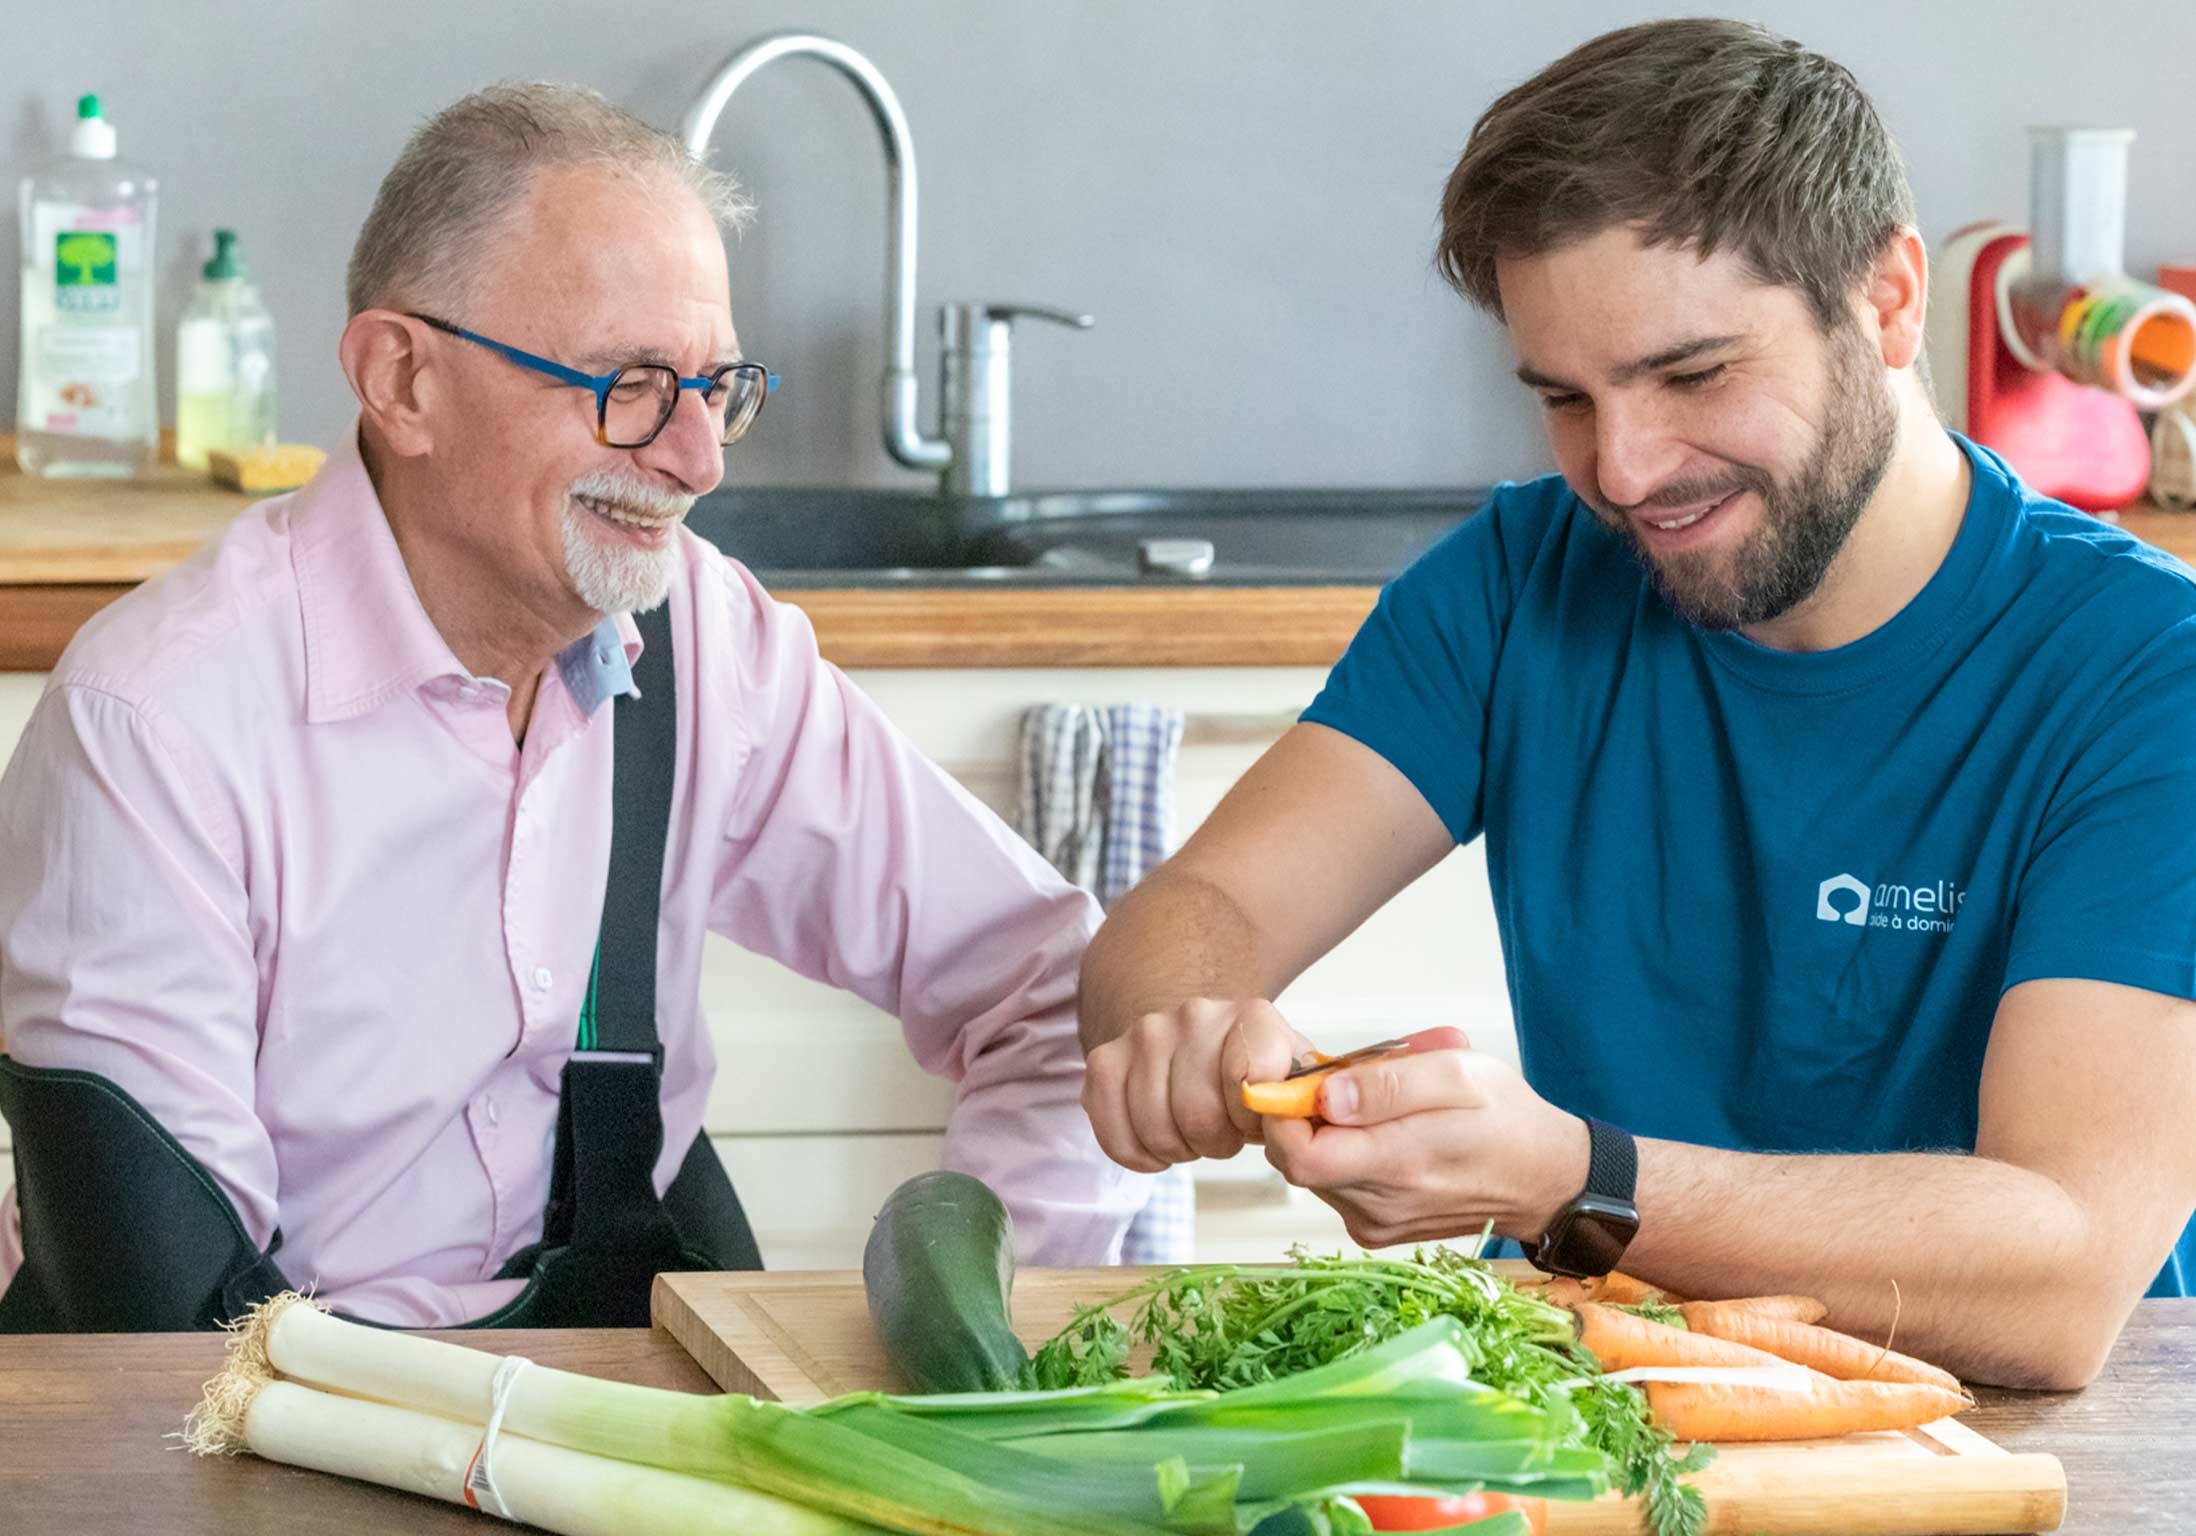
[1017,703,1195,1264]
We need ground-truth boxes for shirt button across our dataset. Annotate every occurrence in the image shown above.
[483,1094,500,1127]
[532,966,554,990]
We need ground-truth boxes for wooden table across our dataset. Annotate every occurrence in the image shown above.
[2,1303,2189,1535]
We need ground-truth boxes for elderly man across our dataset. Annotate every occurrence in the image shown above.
[1077,18,2196,1390]
[0,84,1141,1330]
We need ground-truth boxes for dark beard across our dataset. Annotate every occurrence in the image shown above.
[1610,326,1898,631]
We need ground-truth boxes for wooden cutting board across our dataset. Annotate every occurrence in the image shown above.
[654,1265,2067,1536]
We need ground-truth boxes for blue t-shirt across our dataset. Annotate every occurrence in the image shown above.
[1304,436,2196,1297]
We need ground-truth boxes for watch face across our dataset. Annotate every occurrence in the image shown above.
[1539,1195,1640,1279]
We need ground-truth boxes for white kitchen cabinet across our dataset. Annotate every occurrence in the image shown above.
[0,664,1513,1269]
[0,675,39,765]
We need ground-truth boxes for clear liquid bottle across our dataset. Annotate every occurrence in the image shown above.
[175,230,276,470]
[16,94,159,477]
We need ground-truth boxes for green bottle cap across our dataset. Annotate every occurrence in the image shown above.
[203,229,248,281]
[77,94,101,120]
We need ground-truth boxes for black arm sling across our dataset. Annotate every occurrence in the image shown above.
[0,600,760,1332]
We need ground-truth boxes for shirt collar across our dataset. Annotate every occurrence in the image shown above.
[557,613,644,715]
[293,421,645,723]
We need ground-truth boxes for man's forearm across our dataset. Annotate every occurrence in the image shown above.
[1076,869,1268,1053]
[1621,1139,2136,1389]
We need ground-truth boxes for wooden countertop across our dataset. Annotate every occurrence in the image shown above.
[0,446,1376,670]
[1,1300,2190,1535]
[7,440,2196,672]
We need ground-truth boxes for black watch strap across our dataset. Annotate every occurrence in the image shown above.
[1582,1115,1637,1203]
[1529,1116,1640,1277]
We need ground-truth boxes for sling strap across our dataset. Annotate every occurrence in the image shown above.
[484,599,760,1326]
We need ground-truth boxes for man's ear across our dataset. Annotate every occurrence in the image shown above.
[1860,227,1929,372]
[339,310,440,457]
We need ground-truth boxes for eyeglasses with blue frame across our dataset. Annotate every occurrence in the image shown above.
[407,312,778,449]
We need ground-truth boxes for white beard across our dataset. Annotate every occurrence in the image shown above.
[561,473,692,615]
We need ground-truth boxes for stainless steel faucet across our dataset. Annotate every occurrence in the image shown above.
[938,302,1093,495]
[681,32,1090,495]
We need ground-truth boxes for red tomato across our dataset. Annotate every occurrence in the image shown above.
[1356,1492,1548,1534]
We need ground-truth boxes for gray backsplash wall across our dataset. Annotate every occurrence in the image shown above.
[8,1,2196,491]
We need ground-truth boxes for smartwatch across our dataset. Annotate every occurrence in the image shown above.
[1528,1116,1640,1279]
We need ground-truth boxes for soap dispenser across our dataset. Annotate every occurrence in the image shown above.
[175,228,276,471]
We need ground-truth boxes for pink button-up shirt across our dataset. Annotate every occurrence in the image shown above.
[0,427,1143,1325]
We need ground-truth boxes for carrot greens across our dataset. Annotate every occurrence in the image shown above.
[1031,1246,1709,1536]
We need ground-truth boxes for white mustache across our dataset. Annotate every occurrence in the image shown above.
[569,474,695,522]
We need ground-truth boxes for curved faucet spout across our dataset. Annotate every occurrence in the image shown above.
[682,32,951,471]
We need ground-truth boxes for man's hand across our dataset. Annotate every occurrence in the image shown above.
[1072,726,1458,1175]
[1262,1027,1592,1248]
[1081,998,1310,1172]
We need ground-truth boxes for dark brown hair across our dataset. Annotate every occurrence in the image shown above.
[1436,18,1915,328]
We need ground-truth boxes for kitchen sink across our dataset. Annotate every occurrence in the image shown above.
[683,486,1491,586]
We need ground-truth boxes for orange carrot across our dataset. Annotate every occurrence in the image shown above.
[1240,1074,1325,1117]
[1593,1270,1680,1306]
[1240,1046,1395,1119]
[1525,1270,1681,1310]
[1679,1295,1827,1326]
[1573,1302,1801,1373]
[1525,1276,1595,1311]
[1644,1377,1972,1441]
[1676,1305,1963,1393]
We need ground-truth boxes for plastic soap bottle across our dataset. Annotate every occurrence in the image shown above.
[15,94,159,477]
[175,230,276,471]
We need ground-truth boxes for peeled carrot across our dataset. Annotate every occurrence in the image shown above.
[1573,1302,1802,1373]
[1681,1295,1827,1326]
[1643,1377,1973,1441]
[1238,1045,1423,1116]
[1240,1074,1326,1117]
[1676,1304,1963,1393]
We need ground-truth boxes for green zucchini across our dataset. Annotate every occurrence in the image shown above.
[863,1170,1032,1393]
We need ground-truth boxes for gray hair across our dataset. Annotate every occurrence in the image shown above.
[346,81,753,316]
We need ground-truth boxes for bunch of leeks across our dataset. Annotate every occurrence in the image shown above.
[184,1295,1602,1536]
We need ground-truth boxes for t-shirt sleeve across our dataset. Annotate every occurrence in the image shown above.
[2003,621,2196,1000]
[1299,490,1523,846]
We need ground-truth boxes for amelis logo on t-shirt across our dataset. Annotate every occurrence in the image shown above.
[1817,873,1966,935]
